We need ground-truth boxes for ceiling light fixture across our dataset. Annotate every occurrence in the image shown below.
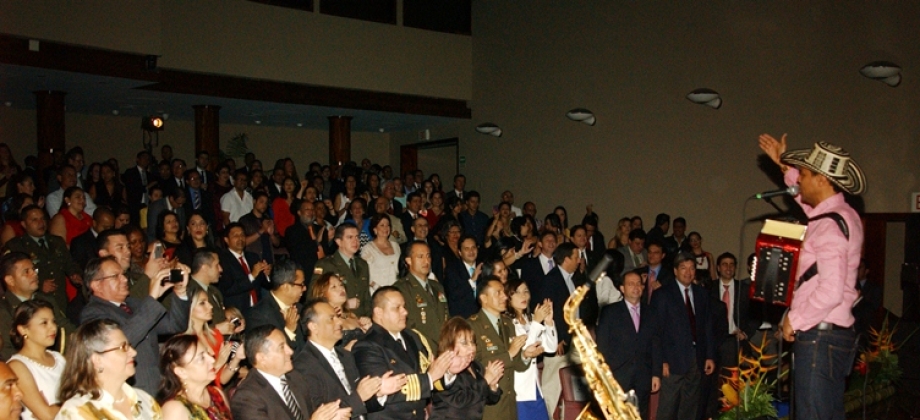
[475,123,502,137]
[686,88,722,109]
[860,61,901,87]
[566,108,596,126]
[141,115,164,131]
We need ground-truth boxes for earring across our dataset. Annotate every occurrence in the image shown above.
[97,367,104,373]
[22,334,28,340]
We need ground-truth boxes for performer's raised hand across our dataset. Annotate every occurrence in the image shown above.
[758,133,788,167]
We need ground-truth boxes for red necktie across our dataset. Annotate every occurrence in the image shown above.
[722,285,731,327]
[685,287,696,342]
[119,303,133,315]
[646,269,657,303]
[239,256,258,305]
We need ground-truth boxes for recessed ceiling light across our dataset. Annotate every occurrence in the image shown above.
[379,128,385,133]
[296,123,303,127]
[112,110,119,115]
[255,120,261,125]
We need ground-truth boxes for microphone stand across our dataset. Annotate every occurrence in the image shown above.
[762,197,785,214]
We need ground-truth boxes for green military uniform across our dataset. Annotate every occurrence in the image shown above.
[5,234,81,312]
[395,274,449,354]
[127,271,151,301]
[0,290,76,360]
[312,251,372,317]
[468,309,529,420]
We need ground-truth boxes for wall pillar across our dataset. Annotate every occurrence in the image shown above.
[34,91,66,188]
[194,105,221,170]
[328,116,353,165]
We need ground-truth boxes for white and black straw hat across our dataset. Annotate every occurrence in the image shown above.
[780,142,866,195]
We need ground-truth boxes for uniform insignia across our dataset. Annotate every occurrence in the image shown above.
[470,315,478,321]
[390,358,396,364]
[415,295,427,307]
[437,292,447,303]
[313,267,323,274]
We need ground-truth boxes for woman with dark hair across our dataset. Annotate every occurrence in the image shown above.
[272,176,305,237]
[57,319,161,419]
[687,231,717,283]
[86,162,102,186]
[429,317,503,420]
[147,210,182,260]
[309,273,371,349]
[208,164,233,233]
[175,211,217,267]
[113,206,131,229]
[542,213,564,243]
[0,143,21,199]
[343,197,371,248]
[158,335,233,420]
[484,202,513,248]
[282,158,298,182]
[247,169,269,196]
[1,173,41,222]
[333,174,359,223]
[439,219,463,266]
[434,195,464,241]
[423,190,445,232]
[361,213,400,293]
[428,173,442,192]
[49,186,92,246]
[361,172,382,204]
[7,300,66,420]
[553,206,570,240]
[480,256,519,285]
[89,162,126,208]
[185,290,245,387]
[420,181,435,208]
[0,193,34,247]
[503,278,556,420]
[123,224,149,276]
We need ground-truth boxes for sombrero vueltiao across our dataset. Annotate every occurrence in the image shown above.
[780,142,866,195]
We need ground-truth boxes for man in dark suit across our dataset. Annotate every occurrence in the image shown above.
[399,192,423,236]
[642,240,674,304]
[443,234,480,318]
[267,167,286,199]
[663,217,689,256]
[245,260,307,352]
[186,247,228,324]
[80,256,190,394]
[468,278,535,420]
[443,174,466,202]
[295,299,405,419]
[651,252,716,420]
[194,150,216,190]
[0,252,75,360]
[312,223,372,317]
[596,271,661,418]
[217,223,271,311]
[232,325,350,420]
[160,158,187,197]
[645,213,670,247]
[5,205,82,315]
[182,169,215,225]
[352,287,451,420]
[706,252,756,419]
[517,230,557,299]
[533,242,598,415]
[853,258,883,339]
[381,181,404,216]
[395,241,449,351]
[400,215,442,281]
[70,207,115,271]
[122,151,153,225]
[582,211,606,257]
[459,191,489,246]
[285,199,322,282]
[146,187,187,240]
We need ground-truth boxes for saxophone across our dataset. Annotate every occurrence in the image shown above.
[564,284,642,420]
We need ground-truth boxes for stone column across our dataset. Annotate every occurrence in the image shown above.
[328,116,353,165]
[194,105,221,170]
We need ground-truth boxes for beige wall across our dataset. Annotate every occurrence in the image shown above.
[0,0,472,100]
[0,107,389,173]
[389,1,920,260]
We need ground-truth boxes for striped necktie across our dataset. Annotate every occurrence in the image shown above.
[281,376,304,420]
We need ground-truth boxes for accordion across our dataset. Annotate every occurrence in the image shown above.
[750,220,808,307]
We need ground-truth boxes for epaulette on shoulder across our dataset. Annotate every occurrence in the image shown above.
[469,314,478,321]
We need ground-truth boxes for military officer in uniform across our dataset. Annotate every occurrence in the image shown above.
[352,286,452,420]
[395,240,449,353]
[4,205,82,316]
[312,223,372,317]
[468,277,543,420]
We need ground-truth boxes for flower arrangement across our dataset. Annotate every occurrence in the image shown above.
[719,335,784,420]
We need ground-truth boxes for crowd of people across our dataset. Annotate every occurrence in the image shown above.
[0,142,877,420]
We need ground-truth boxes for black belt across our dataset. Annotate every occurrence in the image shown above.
[814,322,852,331]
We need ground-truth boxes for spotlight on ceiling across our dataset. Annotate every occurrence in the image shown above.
[686,88,722,109]
[475,123,502,137]
[860,61,901,87]
[566,108,596,126]
[141,115,164,131]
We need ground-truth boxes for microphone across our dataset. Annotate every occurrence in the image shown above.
[588,252,615,285]
[752,185,799,200]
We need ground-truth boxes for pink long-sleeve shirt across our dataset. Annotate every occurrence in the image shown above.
[784,168,863,331]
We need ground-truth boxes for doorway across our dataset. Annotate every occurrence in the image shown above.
[400,138,459,181]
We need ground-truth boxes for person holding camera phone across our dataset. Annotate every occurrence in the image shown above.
[79,255,192,395]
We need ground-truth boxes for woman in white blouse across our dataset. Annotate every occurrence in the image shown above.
[8,300,66,420]
[504,277,557,420]
[361,213,401,293]
[56,319,161,420]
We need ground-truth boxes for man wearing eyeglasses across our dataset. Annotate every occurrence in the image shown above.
[246,259,307,352]
[79,255,190,394]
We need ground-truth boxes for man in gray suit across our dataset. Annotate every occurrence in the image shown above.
[146,187,187,240]
[79,256,190,394]
[619,228,648,274]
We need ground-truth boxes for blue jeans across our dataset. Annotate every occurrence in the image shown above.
[794,328,858,420]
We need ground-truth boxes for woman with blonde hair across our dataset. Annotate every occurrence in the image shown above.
[185,290,244,386]
[56,319,162,419]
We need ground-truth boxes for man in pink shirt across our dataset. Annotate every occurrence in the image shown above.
[758,134,866,420]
